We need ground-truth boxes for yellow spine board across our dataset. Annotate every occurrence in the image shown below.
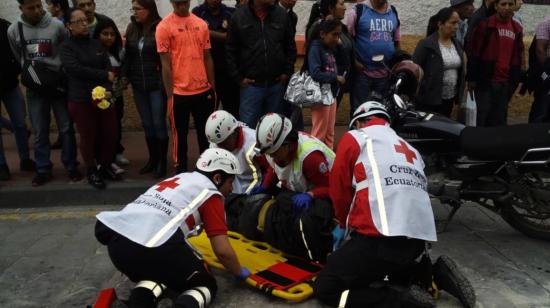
[188,231,315,302]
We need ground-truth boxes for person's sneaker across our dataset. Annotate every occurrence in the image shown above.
[68,169,83,182]
[88,170,106,189]
[433,255,476,308]
[99,165,122,181]
[20,159,36,172]
[400,284,436,308]
[115,154,130,166]
[0,164,11,181]
[32,173,52,187]
[111,163,126,175]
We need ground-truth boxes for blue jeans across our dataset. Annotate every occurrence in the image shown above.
[27,89,77,173]
[132,88,168,139]
[239,83,286,128]
[0,86,30,165]
[351,73,390,114]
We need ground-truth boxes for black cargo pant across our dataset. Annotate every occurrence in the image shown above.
[314,234,425,308]
[95,221,217,307]
[170,90,216,172]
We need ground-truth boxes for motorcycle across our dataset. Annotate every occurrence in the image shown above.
[386,65,550,241]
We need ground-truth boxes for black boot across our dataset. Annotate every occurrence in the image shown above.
[154,138,168,179]
[140,137,158,174]
[0,164,11,181]
[127,287,156,308]
[88,167,106,190]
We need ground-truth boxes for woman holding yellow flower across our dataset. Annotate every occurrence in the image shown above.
[60,8,118,189]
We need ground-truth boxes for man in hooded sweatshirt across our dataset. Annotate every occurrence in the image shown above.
[7,0,80,187]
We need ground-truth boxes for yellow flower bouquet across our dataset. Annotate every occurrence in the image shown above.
[91,86,112,110]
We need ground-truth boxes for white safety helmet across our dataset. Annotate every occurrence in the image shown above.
[349,101,391,129]
[196,148,242,175]
[255,113,293,155]
[205,110,239,144]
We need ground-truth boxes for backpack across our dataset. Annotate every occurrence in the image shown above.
[354,3,400,37]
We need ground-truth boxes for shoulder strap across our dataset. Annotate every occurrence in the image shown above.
[354,3,364,38]
[17,22,28,63]
[390,5,400,28]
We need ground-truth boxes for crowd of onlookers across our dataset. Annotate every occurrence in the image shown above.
[0,0,549,189]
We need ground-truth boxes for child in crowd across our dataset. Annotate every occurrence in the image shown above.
[306,19,346,149]
[94,20,128,175]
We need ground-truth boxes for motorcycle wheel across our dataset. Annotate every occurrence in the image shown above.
[497,174,550,241]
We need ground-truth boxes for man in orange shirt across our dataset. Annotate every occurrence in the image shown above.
[157,0,216,173]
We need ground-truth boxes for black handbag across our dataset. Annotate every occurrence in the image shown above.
[18,22,66,97]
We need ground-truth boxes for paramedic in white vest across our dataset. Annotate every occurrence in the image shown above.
[205,110,267,195]
[94,148,250,308]
[254,113,335,211]
[314,101,476,308]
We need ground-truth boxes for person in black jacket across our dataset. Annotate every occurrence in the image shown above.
[122,0,168,179]
[464,0,495,52]
[279,0,298,36]
[413,8,466,117]
[60,8,118,190]
[226,0,297,128]
[0,18,35,181]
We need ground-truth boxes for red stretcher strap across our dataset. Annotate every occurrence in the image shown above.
[93,288,117,308]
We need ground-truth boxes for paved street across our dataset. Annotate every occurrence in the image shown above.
[0,203,549,308]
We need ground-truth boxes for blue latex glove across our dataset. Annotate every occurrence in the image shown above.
[237,267,251,281]
[250,185,268,195]
[291,193,313,212]
[332,226,346,251]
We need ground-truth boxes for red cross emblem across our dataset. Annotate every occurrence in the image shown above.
[156,177,180,192]
[394,140,417,164]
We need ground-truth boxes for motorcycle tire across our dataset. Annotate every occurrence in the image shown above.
[498,199,550,241]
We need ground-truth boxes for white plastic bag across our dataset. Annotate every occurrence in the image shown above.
[461,92,477,126]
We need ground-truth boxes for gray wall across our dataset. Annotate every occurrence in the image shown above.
[1,0,548,35]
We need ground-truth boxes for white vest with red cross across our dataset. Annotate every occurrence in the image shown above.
[266,133,335,193]
[211,125,261,195]
[348,124,437,241]
[96,172,221,247]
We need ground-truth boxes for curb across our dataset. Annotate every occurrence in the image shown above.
[0,180,156,208]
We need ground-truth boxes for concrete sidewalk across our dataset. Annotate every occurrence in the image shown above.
[0,127,352,207]
[0,131,185,207]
